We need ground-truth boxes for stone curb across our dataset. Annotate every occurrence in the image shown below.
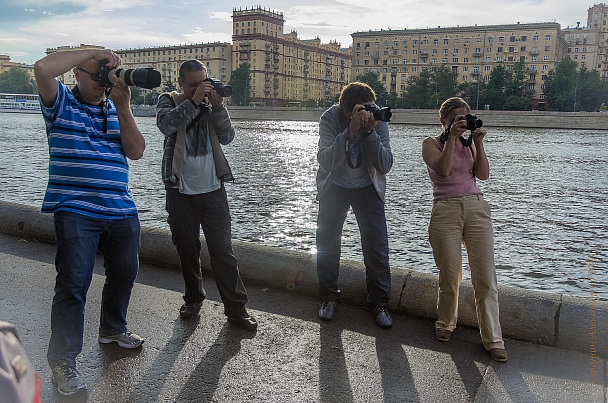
[0,200,605,356]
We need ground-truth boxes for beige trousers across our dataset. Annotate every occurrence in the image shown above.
[428,195,504,350]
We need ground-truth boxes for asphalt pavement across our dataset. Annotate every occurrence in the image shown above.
[0,232,605,403]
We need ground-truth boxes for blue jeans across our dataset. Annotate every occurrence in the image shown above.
[316,184,391,307]
[165,187,248,316]
[47,211,141,368]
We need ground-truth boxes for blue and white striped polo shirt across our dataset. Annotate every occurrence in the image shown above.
[40,81,138,219]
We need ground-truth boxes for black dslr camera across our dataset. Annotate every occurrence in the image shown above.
[442,113,483,146]
[363,104,392,122]
[204,77,232,97]
[98,59,161,90]
[462,113,483,131]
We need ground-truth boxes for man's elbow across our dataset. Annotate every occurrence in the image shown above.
[125,146,145,161]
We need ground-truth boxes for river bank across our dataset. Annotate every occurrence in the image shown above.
[132,105,608,130]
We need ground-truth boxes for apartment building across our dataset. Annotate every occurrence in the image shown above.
[115,42,231,91]
[562,23,601,73]
[587,3,608,78]
[0,55,34,77]
[352,23,568,103]
[45,43,231,91]
[232,6,351,106]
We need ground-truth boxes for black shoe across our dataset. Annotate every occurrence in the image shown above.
[227,313,258,331]
[318,301,336,321]
[373,307,393,329]
[179,301,204,319]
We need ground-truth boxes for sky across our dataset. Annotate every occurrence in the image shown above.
[0,0,591,65]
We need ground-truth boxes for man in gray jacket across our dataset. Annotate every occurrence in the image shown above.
[156,60,256,331]
[316,82,394,329]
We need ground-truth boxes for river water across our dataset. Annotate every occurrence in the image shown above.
[0,112,606,300]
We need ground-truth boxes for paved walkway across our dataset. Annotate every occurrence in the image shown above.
[0,232,605,402]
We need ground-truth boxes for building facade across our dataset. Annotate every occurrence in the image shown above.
[0,55,34,78]
[587,3,608,78]
[115,42,231,91]
[562,23,601,74]
[351,23,568,104]
[45,43,231,92]
[231,6,351,106]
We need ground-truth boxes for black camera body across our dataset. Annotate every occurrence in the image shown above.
[204,77,232,97]
[462,113,483,131]
[98,59,161,90]
[363,104,392,122]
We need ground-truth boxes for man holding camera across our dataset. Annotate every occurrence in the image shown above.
[156,60,257,331]
[316,82,394,329]
[34,48,145,396]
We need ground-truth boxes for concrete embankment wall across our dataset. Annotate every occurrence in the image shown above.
[1,200,605,356]
[133,105,608,130]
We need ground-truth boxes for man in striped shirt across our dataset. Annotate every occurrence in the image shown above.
[34,48,146,396]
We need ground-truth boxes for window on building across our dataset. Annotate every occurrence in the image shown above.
[488,37,493,44]
[545,34,551,40]
[443,39,449,44]
[521,35,527,41]
[498,36,504,43]
[433,39,439,45]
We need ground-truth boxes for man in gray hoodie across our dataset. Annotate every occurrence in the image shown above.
[316,81,394,329]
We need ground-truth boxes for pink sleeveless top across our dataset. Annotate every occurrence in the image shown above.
[426,136,482,201]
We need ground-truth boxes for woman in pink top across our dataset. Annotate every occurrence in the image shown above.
[422,97,507,362]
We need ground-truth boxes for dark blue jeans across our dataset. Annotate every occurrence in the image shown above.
[165,187,248,316]
[47,211,140,368]
[316,184,391,307]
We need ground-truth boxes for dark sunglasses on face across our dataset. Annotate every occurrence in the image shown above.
[77,67,101,81]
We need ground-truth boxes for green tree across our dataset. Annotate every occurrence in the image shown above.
[354,71,388,106]
[543,58,579,111]
[431,65,458,109]
[482,64,509,109]
[402,68,433,108]
[577,66,606,111]
[0,67,36,94]
[504,59,532,110]
[457,79,486,110]
[228,62,251,106]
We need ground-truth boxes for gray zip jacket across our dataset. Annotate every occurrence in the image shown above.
[316,104,393,201]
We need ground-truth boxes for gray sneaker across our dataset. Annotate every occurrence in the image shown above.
[98,331,144,349]
[51,362,87,396]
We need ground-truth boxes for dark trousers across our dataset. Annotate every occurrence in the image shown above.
[165,186,248,316]
[316,184,391,307]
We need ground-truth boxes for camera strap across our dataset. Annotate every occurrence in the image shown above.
[345,138,363,169]
[72,85,110,133]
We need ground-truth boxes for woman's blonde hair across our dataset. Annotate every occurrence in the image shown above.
[439,97,471,119]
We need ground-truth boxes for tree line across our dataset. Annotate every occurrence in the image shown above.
[2,58,606,112]
[356,58,608,112]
